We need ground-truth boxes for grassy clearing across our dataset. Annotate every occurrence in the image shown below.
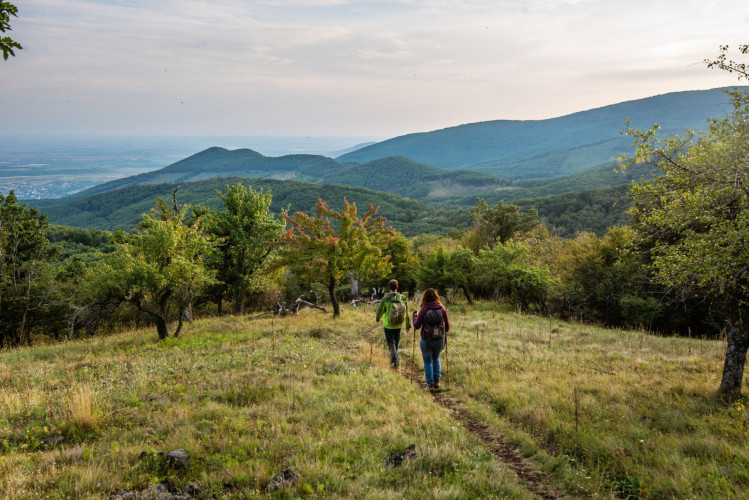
[442,303,748,499]
[0,310,531,499]
[3,302,746,499]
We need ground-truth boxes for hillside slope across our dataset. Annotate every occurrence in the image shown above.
[323,156,511,200]
[337,87,742,179]
[34,178,472,237]
[33,175,634,237]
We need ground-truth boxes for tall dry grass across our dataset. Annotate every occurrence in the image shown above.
[0,307,532,499]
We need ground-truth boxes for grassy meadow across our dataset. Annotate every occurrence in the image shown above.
[0,302,747,499]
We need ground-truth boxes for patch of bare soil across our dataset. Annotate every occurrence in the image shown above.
[404,364,565,500]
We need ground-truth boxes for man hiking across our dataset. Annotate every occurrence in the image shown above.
[376,279,412,369]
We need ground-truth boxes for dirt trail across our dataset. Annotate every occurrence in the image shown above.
[404,364,564,500]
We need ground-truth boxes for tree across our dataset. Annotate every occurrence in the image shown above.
[448,247,476,304]
[373,232,416,297]
[705,44,749,80]
[198,184,284,314]
[556,227,658,326]
[0,191,57,346]
[94,192,215,339]
[474,242,555,312]
[623,85,749,398]
[276,198,393,317]
[415,246,452,298]
[1,1,22,60]
[465,199,539,253]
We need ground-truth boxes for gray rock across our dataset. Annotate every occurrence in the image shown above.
[109,480,198,500]
[38,436,63,450]
[165,449,190,468]
[266,468,301,491]
[183,483,201,496]
[384,444,417,470]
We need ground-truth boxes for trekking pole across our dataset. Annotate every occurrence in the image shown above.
[411,327,416,380]
[445,334,450,389]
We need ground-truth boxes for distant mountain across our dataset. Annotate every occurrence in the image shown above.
[77,147,342,196]
[328,142,378,157]
[337,87,743,179]
[74,147,513,202]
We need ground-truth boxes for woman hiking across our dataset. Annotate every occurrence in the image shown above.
[412,288,450,390]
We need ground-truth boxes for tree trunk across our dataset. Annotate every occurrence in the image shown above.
[155,316,169,340]
[235,288,245,315]
[155,291,172,339]
[329,276,340,318]
[719,322,749,399]
[461,285,474,305]
[20,308,30,346]
[350,272,361,300]
[217,297,223,316]
[173,311,185,338]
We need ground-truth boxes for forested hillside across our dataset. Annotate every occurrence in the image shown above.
[33,174,634,238]
[326,156,511,199]
[34,178,471,236]
[337,87,742,178]
[74,148,513,203]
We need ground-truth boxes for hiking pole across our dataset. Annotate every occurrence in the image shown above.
[411,327,416,380]
[445,334,450,389]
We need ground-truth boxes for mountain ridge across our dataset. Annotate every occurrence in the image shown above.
[337,87,744,178]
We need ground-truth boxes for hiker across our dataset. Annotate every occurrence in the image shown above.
[412,288,450,390]
[375,279,411,369]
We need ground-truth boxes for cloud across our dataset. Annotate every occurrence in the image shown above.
[3,0,748,135]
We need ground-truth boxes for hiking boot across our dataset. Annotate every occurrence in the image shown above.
[433,380,440,390]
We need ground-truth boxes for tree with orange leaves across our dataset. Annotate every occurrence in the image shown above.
[276,198,394,317]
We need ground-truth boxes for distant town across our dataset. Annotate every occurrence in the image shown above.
[0,180,90,199]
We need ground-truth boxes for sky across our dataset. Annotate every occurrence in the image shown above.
[2,0,748,139]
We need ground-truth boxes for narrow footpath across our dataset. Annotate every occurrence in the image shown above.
[403,360,564,500]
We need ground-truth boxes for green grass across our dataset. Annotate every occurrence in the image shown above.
[2,303,746,498]
[0,310,530,498]
[442,306,748,498]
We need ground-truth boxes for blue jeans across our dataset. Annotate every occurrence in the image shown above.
[384,328,401,368]
[420,338,444,386]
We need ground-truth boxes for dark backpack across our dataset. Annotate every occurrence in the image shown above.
[422,308,445,340]
[388,295,406,325]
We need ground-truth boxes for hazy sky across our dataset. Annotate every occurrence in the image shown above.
[2,0,748,138]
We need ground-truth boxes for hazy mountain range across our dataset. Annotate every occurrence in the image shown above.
[26,86,746,236]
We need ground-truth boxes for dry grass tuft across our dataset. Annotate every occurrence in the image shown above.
[68,385,98,431]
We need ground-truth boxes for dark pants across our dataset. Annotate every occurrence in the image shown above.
[384,328,401,368]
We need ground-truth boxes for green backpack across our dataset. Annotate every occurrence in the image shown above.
[388,295,406,325]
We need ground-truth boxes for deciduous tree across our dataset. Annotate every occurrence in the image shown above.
[624,84,749,397]
[276,198,393,317]
[198,184,284,314]
[0,1,22,60]
[0,191,57,346]
[94,192,215,339]
[465,199,539,253]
